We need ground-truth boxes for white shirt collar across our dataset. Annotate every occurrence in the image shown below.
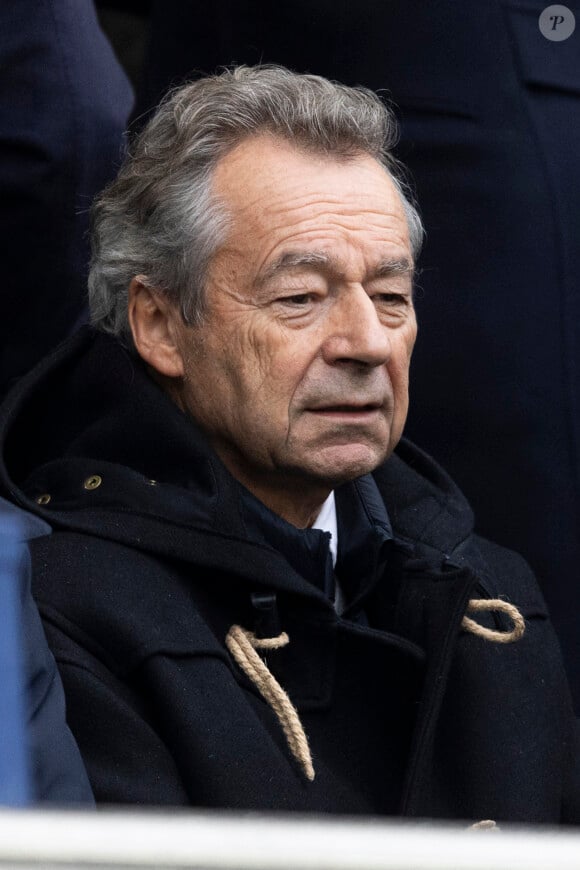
[311,491,338,568]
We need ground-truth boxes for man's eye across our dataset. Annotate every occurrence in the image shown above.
[281,293,313,306]
[374,292,408,306]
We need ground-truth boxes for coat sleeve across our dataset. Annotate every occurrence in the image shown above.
[40,619,190,806]
[468,536,580,824]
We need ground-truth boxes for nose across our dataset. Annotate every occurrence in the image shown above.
[322,286,391,367]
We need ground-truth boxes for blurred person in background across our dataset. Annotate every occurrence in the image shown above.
[0,0,133,399]
[0,497,92,804]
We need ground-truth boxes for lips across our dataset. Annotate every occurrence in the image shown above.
[306,403,384,422]
[308,402,382,413]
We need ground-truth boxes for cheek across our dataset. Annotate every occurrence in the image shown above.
[242,321,309,399]
[406,318,418,361]
[392,325,416,383]
[393,332,414,372]
[389,356,412,442]
[179,332,243,428]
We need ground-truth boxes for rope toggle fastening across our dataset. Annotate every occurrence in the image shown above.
[461,598,525,643]
[225,624,315,781]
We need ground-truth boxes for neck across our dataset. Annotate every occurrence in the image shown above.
[230,470,331,529]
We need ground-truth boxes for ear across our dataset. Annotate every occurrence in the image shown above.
[128,277,185,378]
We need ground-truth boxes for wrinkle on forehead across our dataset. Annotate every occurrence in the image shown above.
[226,185,408,240]
[212,134,409,233]
[208,134,412,300]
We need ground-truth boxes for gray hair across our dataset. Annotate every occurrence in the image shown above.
[88,65,424,341]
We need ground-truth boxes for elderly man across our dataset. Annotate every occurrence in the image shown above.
[0,66,578,822]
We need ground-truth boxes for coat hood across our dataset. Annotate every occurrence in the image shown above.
[0,327,475,570]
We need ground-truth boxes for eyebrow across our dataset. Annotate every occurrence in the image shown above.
[257,251,331,286]
[372,257,415,280]
[257,251,414,286]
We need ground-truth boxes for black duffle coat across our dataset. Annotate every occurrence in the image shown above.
[0,327,578,823]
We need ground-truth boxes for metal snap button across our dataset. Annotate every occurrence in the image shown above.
[147,479,157,486]
[36,494,51,506]
[83,475,102,491]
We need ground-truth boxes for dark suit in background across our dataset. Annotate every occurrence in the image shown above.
[0,0,133,399]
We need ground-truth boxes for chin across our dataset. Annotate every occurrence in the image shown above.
[302,443,390,486]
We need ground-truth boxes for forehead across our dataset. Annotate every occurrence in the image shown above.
[210,135,411,268]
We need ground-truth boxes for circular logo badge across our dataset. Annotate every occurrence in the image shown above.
[539,5,576,40]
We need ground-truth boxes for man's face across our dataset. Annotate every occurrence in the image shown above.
[169,135,417,522]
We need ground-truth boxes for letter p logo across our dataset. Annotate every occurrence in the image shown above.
[539,5,576,40]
